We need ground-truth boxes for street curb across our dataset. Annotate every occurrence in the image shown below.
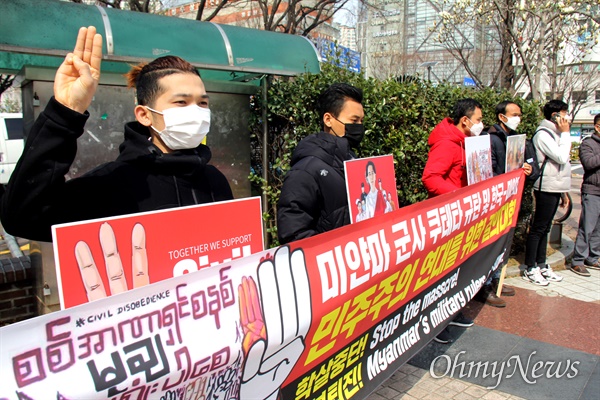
[505,233,574,278]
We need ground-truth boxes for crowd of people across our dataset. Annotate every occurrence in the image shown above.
[2,26,597,349]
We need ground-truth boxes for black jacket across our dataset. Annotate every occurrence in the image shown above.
[277,131,354,244]
[0,97,233,242]
[487,124,510,176]
[487,123,537,182]
[580,133,600,196]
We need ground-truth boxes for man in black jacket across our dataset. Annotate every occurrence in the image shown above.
[480,101,534,307]
[277,83,364,244]
[488,101,533,178]
[569,114,600,276]
[0,26,232,242]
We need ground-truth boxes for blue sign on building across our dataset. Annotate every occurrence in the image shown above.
[463,76,476,87]
[315,39,361,73]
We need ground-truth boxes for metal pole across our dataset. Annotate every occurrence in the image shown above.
[261,76,270,248]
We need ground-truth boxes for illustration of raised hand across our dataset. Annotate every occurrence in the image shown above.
[239,246,312,400]
[75,222,149,302]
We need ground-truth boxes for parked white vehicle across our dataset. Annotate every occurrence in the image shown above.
[0,113,24,185]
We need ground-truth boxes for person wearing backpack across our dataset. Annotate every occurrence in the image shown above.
[522,100,572,286]
[480,101,535,307]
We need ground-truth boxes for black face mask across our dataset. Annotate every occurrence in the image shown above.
[344,123,365,148]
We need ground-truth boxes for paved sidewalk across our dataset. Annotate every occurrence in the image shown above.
[366,236,600,400]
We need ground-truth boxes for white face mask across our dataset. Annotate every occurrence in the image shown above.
[147,105,211,150]
[468,118,484,136]
[502,115,521,131]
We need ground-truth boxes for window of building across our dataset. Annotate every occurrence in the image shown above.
[5,118,24,140]
[572,90,587,104]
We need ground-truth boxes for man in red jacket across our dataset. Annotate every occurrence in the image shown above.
[421,98,483,344]
[422,98,484,196]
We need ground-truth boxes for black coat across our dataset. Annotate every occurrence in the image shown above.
[487,124,510,176]
[277,131,354,244]
[0,97,233,242]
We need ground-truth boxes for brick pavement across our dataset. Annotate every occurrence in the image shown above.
[366,236,600,400]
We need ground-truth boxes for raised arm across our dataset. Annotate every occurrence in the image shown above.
[0,27,103,241]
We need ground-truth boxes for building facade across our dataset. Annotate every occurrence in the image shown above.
[358,0,501,85]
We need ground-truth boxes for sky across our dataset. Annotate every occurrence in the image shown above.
[334,0,359,26]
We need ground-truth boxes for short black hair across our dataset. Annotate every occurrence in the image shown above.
[365,160,376,177]
[451,98,483,125]
[126,55,201,106]
[318,83,363,124]
[594,114,600,125]
[495,101,520,122]
[543,100,568,120]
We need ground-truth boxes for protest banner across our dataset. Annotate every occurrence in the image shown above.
[52,197,264,309]
[0,170,525,400]
[344,155,398,223]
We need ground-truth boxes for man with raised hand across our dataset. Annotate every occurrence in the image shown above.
[1,26,232,243]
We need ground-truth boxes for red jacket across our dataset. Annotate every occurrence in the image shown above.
[422,117,467,197]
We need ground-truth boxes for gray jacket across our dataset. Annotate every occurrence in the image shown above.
[533,119,571,193]
[580,133,600,196]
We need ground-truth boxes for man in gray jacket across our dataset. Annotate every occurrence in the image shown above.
[523,100,572,286]
[569,114,600,276]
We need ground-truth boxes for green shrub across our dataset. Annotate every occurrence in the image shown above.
[249,64,542,250]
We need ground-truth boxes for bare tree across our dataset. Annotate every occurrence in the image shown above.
[74,0,349,36]
[436,0,599,100]
[206,0,349,36]
[194,0,232,20]
[92,0,154,11]
[553,61,600,117]
[435,0,516,90]
[0,75,15,102]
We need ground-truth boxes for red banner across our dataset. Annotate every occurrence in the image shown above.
[52,197,264,309]
[0,170,524,400]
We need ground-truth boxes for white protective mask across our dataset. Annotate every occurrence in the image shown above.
[468,118,484,136]
[503,115,521,131]
[147,105,211,150]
